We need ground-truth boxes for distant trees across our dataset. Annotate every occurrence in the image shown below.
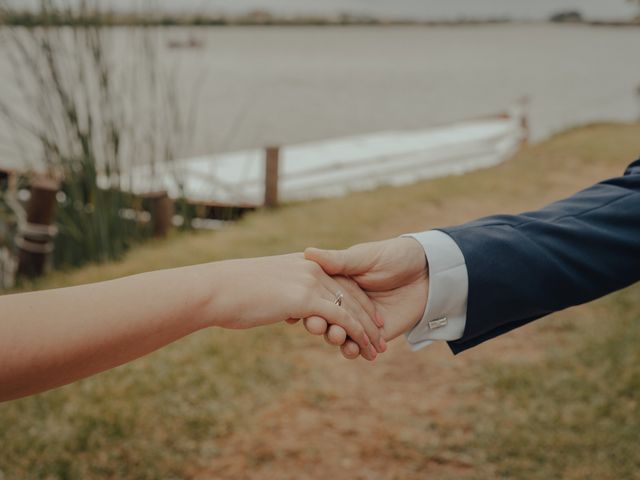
[549,10,584,23]
[0,7,108,26]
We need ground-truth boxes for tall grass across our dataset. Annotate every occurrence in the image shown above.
[0,0,201,269]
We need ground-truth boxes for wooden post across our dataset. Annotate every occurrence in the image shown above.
[0,168,9,185]
[636,83,640,121]
[520,114,530,147]
[0,168,16,192]
[17,176,59,278]
[519,97,530,147]
[151,191,173,238]
[264,146,280,209]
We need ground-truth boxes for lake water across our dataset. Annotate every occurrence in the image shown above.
[1,24,640,169]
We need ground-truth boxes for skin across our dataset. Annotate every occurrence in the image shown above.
[301,237,430,359]
[0,253,383,403]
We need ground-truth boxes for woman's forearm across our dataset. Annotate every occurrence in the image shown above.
[0,254,384,402]
[0,264,220,402]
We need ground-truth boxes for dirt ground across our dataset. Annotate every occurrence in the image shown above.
[194,319,550,480]
[190,127,638,480]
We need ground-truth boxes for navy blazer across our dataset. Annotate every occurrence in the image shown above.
[441,159,640,354]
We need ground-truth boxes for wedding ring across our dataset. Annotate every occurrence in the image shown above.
[334,291,344,307]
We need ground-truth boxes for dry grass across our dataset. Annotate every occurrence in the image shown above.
[1,123,639,479]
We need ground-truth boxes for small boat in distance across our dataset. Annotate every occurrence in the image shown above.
[167,37,205,49]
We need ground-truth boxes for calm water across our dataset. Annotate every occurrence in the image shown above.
[1,24,640,169]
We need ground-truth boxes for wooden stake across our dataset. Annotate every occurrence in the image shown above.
[151,191,173,238]
[17,176,59,278]
[264,146,280,208]
[519,97,530,147]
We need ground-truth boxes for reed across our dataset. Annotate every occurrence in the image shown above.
[0,0,200,269]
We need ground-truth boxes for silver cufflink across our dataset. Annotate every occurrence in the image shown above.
[428,317,448,330]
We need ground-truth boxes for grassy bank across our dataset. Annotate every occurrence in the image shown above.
[1,123,639,479]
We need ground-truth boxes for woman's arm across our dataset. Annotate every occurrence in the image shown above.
[0,254,384,402]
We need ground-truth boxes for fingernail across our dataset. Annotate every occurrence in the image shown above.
[369,345,378,360]
[376,312,385,327]
[380,338,387,352]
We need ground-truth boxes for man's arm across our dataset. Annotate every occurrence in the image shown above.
[305,159,640,358]
[442,158,640,353]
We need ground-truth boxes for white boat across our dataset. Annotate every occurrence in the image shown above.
[124,105,528,206]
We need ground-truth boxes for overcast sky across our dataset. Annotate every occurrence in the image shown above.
[8,0,640,20]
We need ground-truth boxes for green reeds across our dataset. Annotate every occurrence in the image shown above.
[0,0,200,270]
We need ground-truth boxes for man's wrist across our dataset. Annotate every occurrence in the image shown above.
[401,230,469,349]
[399,236,429,276]
[397,236,430,327]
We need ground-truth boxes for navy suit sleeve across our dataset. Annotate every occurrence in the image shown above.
[441,159,640,354]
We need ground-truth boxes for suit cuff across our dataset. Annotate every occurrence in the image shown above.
[401,230,469,351]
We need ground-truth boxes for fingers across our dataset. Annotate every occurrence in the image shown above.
[312,299,378,361]
[340,294,383,353]
[304,248,346,275]
[296,317,353,354]
[304,316,328,335]
[325,324,347,346]
[318,275,384,354]
[301,318,364,360]
[341,340,360,360]
[288,316,329,337]
[334,276,383,328]
[284,257,383,361]
[335,277,386,350]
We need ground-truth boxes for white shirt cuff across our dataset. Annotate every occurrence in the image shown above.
[401,230,469,351]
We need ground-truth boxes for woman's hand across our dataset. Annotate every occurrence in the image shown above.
[0,252,386,402]
[205,254,386,361]
[300,239,429,359]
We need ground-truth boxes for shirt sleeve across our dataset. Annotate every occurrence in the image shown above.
[401,230,469,350]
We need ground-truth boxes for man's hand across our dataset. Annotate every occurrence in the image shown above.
[303,237,429,359]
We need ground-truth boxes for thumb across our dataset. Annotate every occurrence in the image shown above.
[304,247,351,275]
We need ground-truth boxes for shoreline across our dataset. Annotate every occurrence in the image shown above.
[1,13,638,28]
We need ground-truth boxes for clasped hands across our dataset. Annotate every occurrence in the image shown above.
[290,237,429,361]
[0,236,429,401]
